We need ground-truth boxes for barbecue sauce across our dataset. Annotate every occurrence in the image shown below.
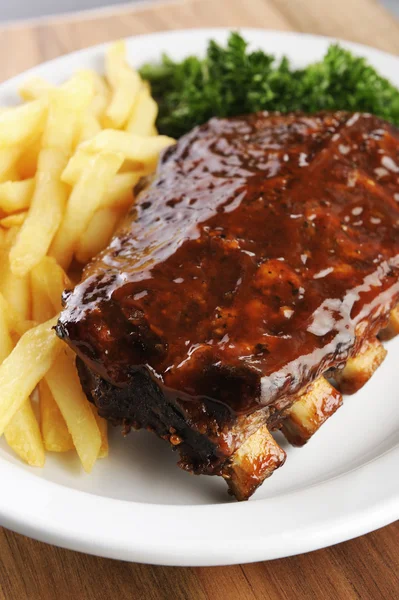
[58,112,399,416]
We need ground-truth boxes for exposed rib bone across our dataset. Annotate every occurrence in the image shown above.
[281,377,342,447]
[333,338,387,394]
[222,425,285,501]
[379,306,399,341]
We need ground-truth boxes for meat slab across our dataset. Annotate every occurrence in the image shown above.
[57,111,399,499]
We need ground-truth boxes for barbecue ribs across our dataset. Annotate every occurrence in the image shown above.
[57,111,399,500]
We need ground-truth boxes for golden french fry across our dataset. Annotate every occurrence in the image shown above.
[82,71,110,122]
[0,292,33,338]
[61,148,93,185]
[0,178,34,213]
[3,225,19,247]
[0,292,29,369]
[31,268,56,323]
[31,256,69,315]
[126,85,158,136]
[46,349,101,472]
[91,405,108,458]
[9,148,69,277]
[100,172,138,209]
[0,146,22,182]
[75,207,121,264]
[0,283,45,468]
[19,77,55,101]
[39,380,73,452]
[0,42,167,472]
[77,113,102,145]
[0,317,61,436]
[0,294,13,362]
[80,129,175,167]
[0,100,47,148]
[0,212,27,228]
[17,137,42,179]
[62,150,145,188]
[0,248,31,320]
[20,71,100,107]
[5,398,45,467]
[105,41,141,129]
[50,151,124,269]
[42,72,94,152]
[12,319,37,337]
[105,41,126,88]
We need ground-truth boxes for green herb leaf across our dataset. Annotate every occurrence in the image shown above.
[140,32,399,138]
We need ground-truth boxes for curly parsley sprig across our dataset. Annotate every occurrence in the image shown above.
[140,32,399,138]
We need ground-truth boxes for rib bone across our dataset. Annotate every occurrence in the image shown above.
[222,425,286,501]
[281,377,342,447]
[333,338,387,394]
[379,306,399,341]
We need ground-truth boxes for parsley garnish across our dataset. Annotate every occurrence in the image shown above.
[140,32,399,138]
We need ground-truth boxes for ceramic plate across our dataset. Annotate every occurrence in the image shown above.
[0,28,398,566]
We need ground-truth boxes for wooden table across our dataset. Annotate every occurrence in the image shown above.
[0,0,398,598]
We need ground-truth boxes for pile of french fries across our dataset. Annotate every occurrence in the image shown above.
[0,41,175,471]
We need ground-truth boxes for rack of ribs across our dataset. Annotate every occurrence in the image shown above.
[57,111,399,500]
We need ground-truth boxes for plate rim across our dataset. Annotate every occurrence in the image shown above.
[0,27,398,566]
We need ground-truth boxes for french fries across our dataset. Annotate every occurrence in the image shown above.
[75,207,121,264]
[31,257,69,315]
[5,399,45,467]
[0,178,34,213]
[9,148,69,276]
[39,380,73,453]
[101,172,140,209]
[126,85,158,136]
[31,267,57,324]
[50,151,124,269]
[9,73,96,277]
[0,293,32,338]
[0,294,13,361]
[42,71,94,151]
[0,248,31,320]
[61,129,173,186]
[19,76,54,101]
[61,147,94,185]
[105,41,141,129]
[17,138,42,179]
[0,147,21,182]
[46,349,101,472]
[31,263,73,453]
[0,298,45,466]
[0,317,62,436]
[80,129,174,167]
[0,100,46,147]
[0,38,171,470]
[77,113,102,145]
[0,212,27,228]
[86,71,110,122]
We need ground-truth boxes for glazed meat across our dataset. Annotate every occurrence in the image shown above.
[57,111,399,500]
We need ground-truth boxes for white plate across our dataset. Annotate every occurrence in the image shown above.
[0,28,398,567]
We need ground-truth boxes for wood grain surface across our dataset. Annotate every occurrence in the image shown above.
[0,0,398,598]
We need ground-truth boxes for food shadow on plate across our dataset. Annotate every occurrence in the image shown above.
[107,426,230,504]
